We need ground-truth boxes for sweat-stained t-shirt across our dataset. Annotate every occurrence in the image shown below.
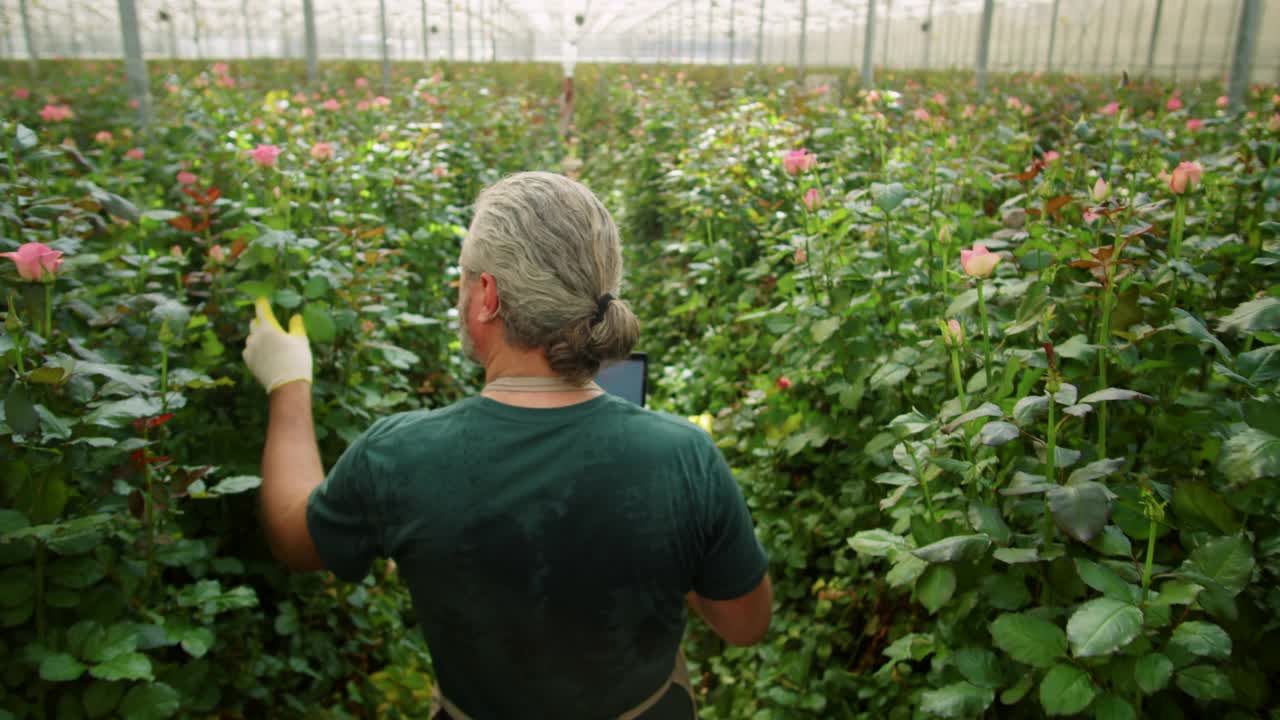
[305,392,770,719]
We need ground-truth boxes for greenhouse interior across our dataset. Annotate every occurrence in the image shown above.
[2,0,1279,717]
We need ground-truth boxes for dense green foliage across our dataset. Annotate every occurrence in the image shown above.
[2,59,1278,719]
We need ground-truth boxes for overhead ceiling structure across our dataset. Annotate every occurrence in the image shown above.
[0,0,1274,109]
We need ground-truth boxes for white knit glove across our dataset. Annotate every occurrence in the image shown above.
[242,297,313,393]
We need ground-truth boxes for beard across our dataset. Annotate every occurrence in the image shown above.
[457,290,482,364]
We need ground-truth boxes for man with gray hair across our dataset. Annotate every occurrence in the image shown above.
[243,171,772,719]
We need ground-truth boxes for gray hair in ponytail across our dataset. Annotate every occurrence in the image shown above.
[462,171,640,385]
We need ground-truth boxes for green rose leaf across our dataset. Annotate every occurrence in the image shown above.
[1077,388,1154,404]
[990,612,1067,668]
[953,647,1003,689]
[302,304,338,344]
[1067,598,1142,658]
[5,382,40,435]
[1217,428,1280,486]
[871,182,908,213]
[1175,664,1234,702]
[916,564,956,615]
[1039,663,1097,716]
[920,681,995,718]
[911,534,992,563]
[1180,534,1255,596]
[1048,481,1111,543]
[1168,621,1231,660]
[118,682,180,720]
[1092,693,1136,720]
[1074,558,1141,603]
[89,652,153,682]
[847,529,909,558]
[83,679,125,718]
[39,653,86,682]
[1216,296,1280,334]
[978,421,1020,446]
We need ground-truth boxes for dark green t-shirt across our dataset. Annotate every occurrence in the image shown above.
[306,393,769,719]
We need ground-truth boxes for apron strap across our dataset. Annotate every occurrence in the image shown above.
[431,647,695,720]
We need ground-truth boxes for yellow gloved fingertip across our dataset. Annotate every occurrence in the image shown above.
[288,314,307,337]
[254,296,285,333]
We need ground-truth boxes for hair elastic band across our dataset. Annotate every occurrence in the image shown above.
[591,293,615,326]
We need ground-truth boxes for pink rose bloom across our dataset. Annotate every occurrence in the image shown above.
[1166,95,1184,112]
[1216,96,1229,109]
[1043,150,1061,163]
[217,75,235,89]
[14,88,30,100]
[1168,161,1203,194]
[1100,101,1120,116]
[946,135,957,149]
[865,89,881,104]
[212,62,229,76]
[356,99,371,111]
[1006,96,1023,110]
[422,92,440,105]
[960,243,1001,278]
[300,107,314,118]
[802,187,821,211]
[1270,114,1280,132]
[355,77,369,89]
[913,108,931,122]
[1246,111,1258,120]
[39,104,73,122]
[337,89,347,97]
[373,96,391,108]
[1083,210,1101,224]
[310,142,334,161]
[432,166,449,178]
[250,144,282,168]
[1091,178,1109,202]
[165,82,180,94]
[1185,118,1204,131]
[932,92,947,105]
[125,148,145,161]
[94,130,113,144]
[322,98,341,111]
[793,246,807,264]
[292,92,308,103]
[776,376,792,390]
[962,104,976,119]
[176,171,198,185]
[1,242,65,281]
[782,149,817,175]
[208,245,226,263]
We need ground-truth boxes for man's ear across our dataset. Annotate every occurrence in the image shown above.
[480,272,501,321]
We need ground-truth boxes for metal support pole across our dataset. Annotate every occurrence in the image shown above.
[19,0,36,77]
[824,11,832,67]
[1128,1,1145,73]
[189,0,201,57]
[1045,0,1059,73]
[242,0,253,57]
[881,0,892,69]
[1192,0,1213,79]
[1144,0,1164,78]
[466,0,474,62]
[379,0,391,92]
[1220,0,1243,79]
[421,0,429,67]
[1228,0,1261,108]
[303,0,318,83]
[975,0,994,96]
[117,0,149,126]
[1171,0,1190,81]
[797,0,807,79]
[66,0,79,56]
[755,0,764,67]
[922,0,935,68]
[728,0,736,68]
[448,0,455,61]
[862,0,876,86]
[1,4,12,61]
[706,0,713,63]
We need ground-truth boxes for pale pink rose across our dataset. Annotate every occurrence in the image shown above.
[432,166,448,177]
[1091,178,1109,202]
[217,75,235,89]
[1246,111,1258,120]
[793,246,807,264]
[355,77,369,89]
[301,107,314,118]
[1043,150,1061,163]
[866,89,881,104]
[421,92,440,105]
[1100,101,1120,116]
[913,108,931,122]
[356,100,371,111]
[208,244,226,263]
[39,104,73,122]
[292,92,308,103]
[960,243,1001,278]
[170,244,184,258]
[1022,105,1034,117]
[783,149,817,175]
[337,89,347,97]
[1084,210,1101,224]
[1270,114,1280,132]
[128,98,140,109]
[165,82,180,94]
[125,148,145,161]
[176,171,198,185]
[1185,118,1204,131]
[812,84,829,95]
[250,144,282,168]
[1168,161,1203,194]
[322,98,341,111]
[1216,95,1229,109]
[675,72,686,81]
[803,188,821,211]
[943,319,963,347]
[309,142,334,161]
[962,104,976,119]
[212,62,229,76]
[0,242,64,281]
[946,135,958,149]
[14,88,30,100]
[1166,95,1184,112]
[94,130,113,145]
[1006,96,1023,110]
[372,96,391,108]
[932,92,947,106]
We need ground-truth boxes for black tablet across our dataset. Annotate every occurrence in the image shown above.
[596,352,648,407]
